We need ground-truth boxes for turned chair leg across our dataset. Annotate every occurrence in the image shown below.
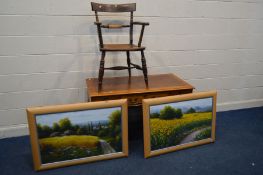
[141,50,148,86]
[98,51,106,90]
[126,51,131,77]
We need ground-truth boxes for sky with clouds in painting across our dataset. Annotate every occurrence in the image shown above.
[150,97,213,113]
[36,107,121,126]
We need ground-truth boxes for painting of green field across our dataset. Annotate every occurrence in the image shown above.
[150,98,213,151]
[36,107,122,164]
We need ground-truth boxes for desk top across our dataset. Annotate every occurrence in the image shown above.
[86,74,194,97]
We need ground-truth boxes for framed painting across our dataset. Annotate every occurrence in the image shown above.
[27,99,128,171]
[143,91,217,158]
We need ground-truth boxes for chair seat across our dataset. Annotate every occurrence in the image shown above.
[101,44,145,51]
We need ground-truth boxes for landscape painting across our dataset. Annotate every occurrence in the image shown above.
[36,107,122,164]
[27,99,128,170]
[143,91,216,157]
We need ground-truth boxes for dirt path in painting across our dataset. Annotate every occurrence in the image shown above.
[180,127,210,144]
[99,140,116,154]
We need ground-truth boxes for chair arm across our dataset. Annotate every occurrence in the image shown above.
[94,21,102,26]
[132,21,150,26]
[135,22,149,47]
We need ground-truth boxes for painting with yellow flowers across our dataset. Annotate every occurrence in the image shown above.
[143,91,217,158]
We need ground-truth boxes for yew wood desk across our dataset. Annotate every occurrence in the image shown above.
[86,74,194,106]
[86,74,194,140]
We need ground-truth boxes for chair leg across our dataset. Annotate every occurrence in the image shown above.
[141,50,148,86]
[98,51,106,90]
[126,51,131,77]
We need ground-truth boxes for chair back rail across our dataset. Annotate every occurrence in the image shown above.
[91,2,136,46]
[91,2,148,49]
[91,2,136,12]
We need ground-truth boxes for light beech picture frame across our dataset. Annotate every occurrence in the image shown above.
[143,91,217,158]
[27,99,128,171]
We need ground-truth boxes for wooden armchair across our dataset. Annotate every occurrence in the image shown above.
[91,2,149,89]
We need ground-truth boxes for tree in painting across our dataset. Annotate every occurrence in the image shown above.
[159,105,183,119]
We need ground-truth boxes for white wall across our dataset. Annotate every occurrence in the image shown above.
[0,0,263,138]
